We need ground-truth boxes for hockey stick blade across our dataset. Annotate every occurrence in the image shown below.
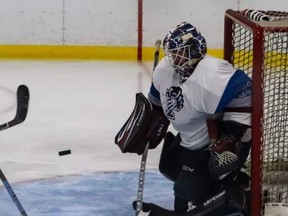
[0,85,29,131]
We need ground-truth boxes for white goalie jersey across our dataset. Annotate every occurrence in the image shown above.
[148,55,252,150]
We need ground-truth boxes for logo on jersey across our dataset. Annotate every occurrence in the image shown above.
[238,80,252,97]
[163,86,184,120]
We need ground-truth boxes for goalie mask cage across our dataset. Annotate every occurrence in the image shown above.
[224,9,288,216]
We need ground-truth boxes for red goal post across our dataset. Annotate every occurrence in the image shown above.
[224,9,288,216]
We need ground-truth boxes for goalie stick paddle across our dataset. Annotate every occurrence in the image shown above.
[135,39,162,216]
[0,169,28,216]
[0,85,29,132]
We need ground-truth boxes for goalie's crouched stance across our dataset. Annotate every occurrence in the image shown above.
[157,119,251,215]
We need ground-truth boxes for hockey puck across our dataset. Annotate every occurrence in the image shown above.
[58,150,71,156]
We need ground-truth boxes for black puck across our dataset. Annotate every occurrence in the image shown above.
[58,150,71,156]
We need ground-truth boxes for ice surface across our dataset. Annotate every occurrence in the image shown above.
[0,171,174,216]
[0,60,174,215]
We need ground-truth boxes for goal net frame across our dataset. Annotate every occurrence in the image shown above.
[224,9,288,216]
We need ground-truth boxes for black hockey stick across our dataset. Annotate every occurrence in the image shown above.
[0,169,28,216]
[0,85,29,132]
[135,39,162,216]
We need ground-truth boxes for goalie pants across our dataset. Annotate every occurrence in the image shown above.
[173,144,213,205]
[159,132,251,213]
[159,132,214,210]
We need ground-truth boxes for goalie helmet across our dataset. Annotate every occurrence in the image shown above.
[163,22,207,83]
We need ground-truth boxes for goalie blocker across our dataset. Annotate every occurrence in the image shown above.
[115,93,170,155]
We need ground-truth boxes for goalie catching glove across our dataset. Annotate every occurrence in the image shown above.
[207,119,250,180]
[114,93,170,155]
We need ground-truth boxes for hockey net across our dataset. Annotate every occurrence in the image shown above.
[224,9,288,216]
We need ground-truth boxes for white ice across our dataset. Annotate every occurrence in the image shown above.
[0,60,166,184]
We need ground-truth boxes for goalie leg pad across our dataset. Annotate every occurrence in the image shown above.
[187,182,247,216]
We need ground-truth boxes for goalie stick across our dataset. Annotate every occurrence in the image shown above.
[153,39,161,72]
[135,39,162,216]
[0,169,28,216]
[0,85,29,132]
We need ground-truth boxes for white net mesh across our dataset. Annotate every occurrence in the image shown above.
[227,9,288,215]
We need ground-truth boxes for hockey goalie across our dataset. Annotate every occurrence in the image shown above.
[115,21,252,216]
